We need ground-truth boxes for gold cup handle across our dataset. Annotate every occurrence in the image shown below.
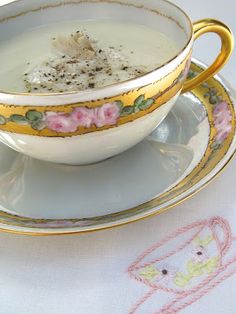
[182,19,234,93]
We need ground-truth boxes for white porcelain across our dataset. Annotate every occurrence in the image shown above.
[0,88,205,220]
[0,0,232,164]
[0,59,234,234]
[0,96,178,165]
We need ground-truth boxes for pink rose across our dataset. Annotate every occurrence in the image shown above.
[214,114,232,130]
[213,102,232,125]
[215,124,232,143]
[212,101,232,144]
[213,102,229,118]
[94,102,120,127]
[71,107,94,128]
[45,112,77,133]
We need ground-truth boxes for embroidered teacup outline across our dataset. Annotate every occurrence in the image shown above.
[128,216,236,313]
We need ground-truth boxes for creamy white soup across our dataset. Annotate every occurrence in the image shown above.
[0,20,179,93]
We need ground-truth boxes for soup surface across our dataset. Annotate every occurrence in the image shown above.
[0,20,179,93]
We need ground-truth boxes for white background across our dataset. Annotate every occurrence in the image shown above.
[0,1,235,314]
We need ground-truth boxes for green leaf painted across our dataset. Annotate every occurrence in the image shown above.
[139,98,155,110]
[204,93,210,98]
[134,106,140,113]
[115,100,124,110]
[209,88,217,96]
[209,95,218,105]
[120,106,134,116]
[26,110,43,122]
[134,95,145,107]
[31,120,46,131]
[9,114,28,124]
[187,70,197,79]
[211,142,221,150]
[0,115,6,125]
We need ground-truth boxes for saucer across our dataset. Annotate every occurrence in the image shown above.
[0,59,235,235]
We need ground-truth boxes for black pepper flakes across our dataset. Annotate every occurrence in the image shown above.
[96,67,103,72]
[24,32,148,94]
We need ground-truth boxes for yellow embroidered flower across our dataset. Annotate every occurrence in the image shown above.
[193,235,213,247]
[138,265,160,281]
[174,257,219,288]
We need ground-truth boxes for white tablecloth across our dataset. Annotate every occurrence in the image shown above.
[0,1,235,313]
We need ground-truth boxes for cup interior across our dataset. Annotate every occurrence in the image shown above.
[0,0,193,102]
[0,0,192,50]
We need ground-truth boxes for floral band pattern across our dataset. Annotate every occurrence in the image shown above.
[0,55,191,137]
[0,62,234,233]
[188,69,233,148]
[0,95,155,133]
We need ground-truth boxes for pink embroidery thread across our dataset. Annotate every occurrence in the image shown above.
[128,216,236,313]
[129,289,158,314]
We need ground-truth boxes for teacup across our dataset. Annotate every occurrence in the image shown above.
[0,0,233,165]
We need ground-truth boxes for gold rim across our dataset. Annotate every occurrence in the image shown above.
[0,60,234,235]
[0,54,190,137]
[0,0,193,97]
[182,19,234,93]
